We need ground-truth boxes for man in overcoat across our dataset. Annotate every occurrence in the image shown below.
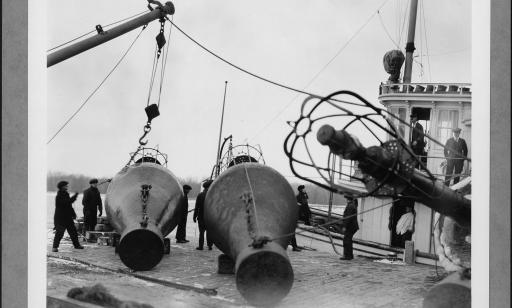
[444,127,468,185]
[296,185,312,225]
[82,178,103,231]
[410,113,426,157]
[340,196,359,260]
[176,184,192,243]
[52,181,84,252]
[193,180,213,250]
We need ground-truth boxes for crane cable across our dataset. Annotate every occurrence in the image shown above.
[47,10,148,52]
[47,26,147,145]
[128,17,174,164]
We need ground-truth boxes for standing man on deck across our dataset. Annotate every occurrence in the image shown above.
[52,181,84,252]
[296,185,312,226]
[194,180,213,250]
[410,113,426,165]
[340,196,359,260]
[176,184,192,243]
[444,127,468,186]
[82,178,103,231]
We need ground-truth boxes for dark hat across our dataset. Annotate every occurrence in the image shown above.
[89,178,98,184]
[298,185,305,190]
[57,181,69,189]
[203,180,213,189]
[452,127,461,133]
[183,184,192,191]
[410,113,418,118]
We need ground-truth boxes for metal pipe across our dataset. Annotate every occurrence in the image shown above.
[47,2,175,67]
[403,0,418,83]
[317,124,470,228]
[214,81,229,177]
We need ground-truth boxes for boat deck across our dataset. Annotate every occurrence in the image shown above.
[47,214,446,308]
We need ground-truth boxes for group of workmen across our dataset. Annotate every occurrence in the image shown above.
[51,179,103,252]
[50,178,215,252]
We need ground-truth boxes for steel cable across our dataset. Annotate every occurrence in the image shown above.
[47,10,148,52]
[47,27,146,145]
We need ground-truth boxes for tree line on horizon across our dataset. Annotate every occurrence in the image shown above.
[47,172,348,205]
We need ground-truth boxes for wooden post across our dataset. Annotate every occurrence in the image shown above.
[404,240,415,264]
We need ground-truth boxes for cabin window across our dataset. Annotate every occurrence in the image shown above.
[437,110,459,143]
[389,107,407,139]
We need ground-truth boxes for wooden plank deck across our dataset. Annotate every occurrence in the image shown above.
[47,211,446,308]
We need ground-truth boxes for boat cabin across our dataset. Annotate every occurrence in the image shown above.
[353,82,471,259]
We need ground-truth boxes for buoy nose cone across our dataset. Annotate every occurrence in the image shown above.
[236,251,294,306]
[118,229,164,271]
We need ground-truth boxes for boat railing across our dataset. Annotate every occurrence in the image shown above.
[379,82,472,96]
[339,155,470,187]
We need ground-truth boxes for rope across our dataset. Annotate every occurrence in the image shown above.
[378,10,400,49]
[47,10,148,52]
[246,0,393,142]
[165,17,362,108]
[146,46,159,106]
[270,198,398,242]
[420,0,432,81]
[47,27,146,145]
[157,16,174,108]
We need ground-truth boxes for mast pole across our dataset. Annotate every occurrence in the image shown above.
[47,2,175,67]
[215,81,229,177]
[402,0,418,83]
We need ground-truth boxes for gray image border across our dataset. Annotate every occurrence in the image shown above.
[1,0,510,307]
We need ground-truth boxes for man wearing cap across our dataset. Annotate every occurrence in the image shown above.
[176,184,192,243]
[340,196,359,260]
[82,178,103,231]
[296,185,312,225]
[52,181,84,252]
[410,113,426,161]
[444,127,468,186]
[193,180,214,250]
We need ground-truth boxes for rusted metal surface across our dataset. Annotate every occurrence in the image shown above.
[105,162,184,271]
[204,163,298,306]
[423,269,471,308]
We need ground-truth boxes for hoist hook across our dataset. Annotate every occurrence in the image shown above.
[138,123,152,146]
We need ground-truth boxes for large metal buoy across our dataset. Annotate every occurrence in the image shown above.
[204,163,298,306]
[105,161,183,271]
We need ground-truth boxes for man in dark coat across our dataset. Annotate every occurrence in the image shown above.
[82,178,103,231]
[52,181,84,252]
[410,113,426,161]
[340,196,359,260]
[444,127,468,186]
[193,180,213,250]
[176,184,192,243]
[296,185,312,225]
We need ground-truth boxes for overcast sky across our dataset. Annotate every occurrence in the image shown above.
[46,0,471,180]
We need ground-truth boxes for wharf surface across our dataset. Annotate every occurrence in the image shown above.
[47,214,444,308]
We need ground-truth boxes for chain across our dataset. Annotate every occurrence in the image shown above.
[140,184,152,228]
[240,191,270,249]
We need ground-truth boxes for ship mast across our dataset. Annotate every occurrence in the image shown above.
[402,0,418,83]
